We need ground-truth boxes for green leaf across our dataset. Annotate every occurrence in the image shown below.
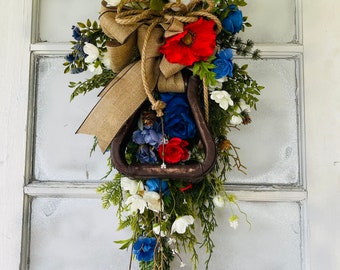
[63,66,70,74]
[150,0,164,11]
[192,64,200,76]
[93,20,98,30]
[114,238,133,250]
[86,19,91,27]
[77,22,86,28]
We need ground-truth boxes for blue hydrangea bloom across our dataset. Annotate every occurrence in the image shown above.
[132,124,163,147]
[212,48,234,79]
[222,5,243,34]
[146,178,169,195]
[72,26,82,41]
[160,93,196,140]
[136,145,157,164]
[133,237,157,262]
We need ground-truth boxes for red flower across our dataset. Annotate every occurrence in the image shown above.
[159,18,216,66]
[180,183,193,192]
[158,138,189,164]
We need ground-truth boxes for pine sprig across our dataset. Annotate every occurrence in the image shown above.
[195,178,219,269]
[96,174,123,210]
[225,63,264,109]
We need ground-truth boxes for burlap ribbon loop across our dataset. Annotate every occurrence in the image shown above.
[77,0,222,152]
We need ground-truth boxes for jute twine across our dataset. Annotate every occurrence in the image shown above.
[112,0,221,120]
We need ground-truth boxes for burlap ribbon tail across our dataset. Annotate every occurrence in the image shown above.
[77,1,222,152]
[77,6,186,152]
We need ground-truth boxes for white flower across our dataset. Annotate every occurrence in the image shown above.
[83,42,99,63]
[168,238,176,245]
[88,63,103,75]
[217,76,228,83]
[125,194,147,214]
[153,224,166,237]
[169,0,192,6]
[121,177,144,194]
[208,81,223,91]
[210,90,234,110]
[143,191,163,212]
[229,99,251,125]
[229,215,239,229]
[213,194,226,208]
[180,262,186,268]
[101,51,111,69]
[240,99,251,113]
[171,215,194,234]
[229,115,242,125]
[105,0,121,6]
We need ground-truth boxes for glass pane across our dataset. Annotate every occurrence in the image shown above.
[194,201,303,270]
[34,56,113,181]
[227,58,300,185]
[238,0,297,43]
[37,0,297,43]
[38,0,100,42]
[30,199,303,270]
[30,198,134,270]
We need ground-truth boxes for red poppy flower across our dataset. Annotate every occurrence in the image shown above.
[159,18,216,66]
[158,137,189,164]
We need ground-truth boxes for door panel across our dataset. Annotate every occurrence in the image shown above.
[24,0,307,269]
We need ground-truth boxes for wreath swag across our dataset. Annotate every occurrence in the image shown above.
[64,0,263,269]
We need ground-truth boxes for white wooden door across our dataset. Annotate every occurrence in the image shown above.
[0,0,339,269]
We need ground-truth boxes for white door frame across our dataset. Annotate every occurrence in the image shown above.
[1,0,340,269]
[0,1,32,269]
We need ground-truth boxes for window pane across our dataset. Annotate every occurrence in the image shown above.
[238,0,298,43]
[227,58,300,185]
[36,0,298,44]
[197,201,303,270]
[38,0,100,42]
[30,198,134,270]
[30,199,303,270]
[34,56,112,181]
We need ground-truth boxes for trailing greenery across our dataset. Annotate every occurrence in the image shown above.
[68,69,115,101]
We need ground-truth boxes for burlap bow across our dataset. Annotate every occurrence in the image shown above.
[77,0,221,152]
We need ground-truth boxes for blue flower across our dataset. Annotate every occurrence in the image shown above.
[132,124,163,147]
[222,5,243,34]
[133,237,157,262]
[136,145,157,164]
[65,53,75,63]
[146,178,169,195]
[212,49,234,79]
[72,26,82,41]
[160,93,196,140]
[70,67,84,74]
[74,43,86,59]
